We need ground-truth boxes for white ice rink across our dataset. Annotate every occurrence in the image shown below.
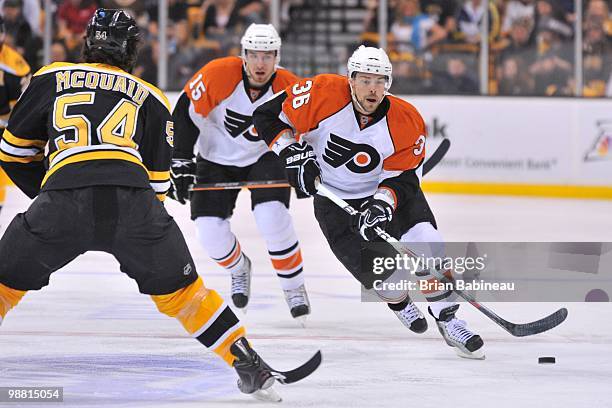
[1,187,611,408]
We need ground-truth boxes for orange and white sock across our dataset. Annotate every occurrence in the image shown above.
[253,202,304,290]
[195,216,246,273]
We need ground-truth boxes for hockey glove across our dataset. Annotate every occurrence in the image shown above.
[168,158,196,204]
[355,198,394,241]
[279,142,321,196]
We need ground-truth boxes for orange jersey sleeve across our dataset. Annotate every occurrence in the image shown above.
[383,95,427,172]
[271,68,300,93]
[281,74,351,134]
[183,56,244,118]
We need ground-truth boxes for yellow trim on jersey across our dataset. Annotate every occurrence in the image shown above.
[33,62,171,111]
[156,193,167,202]
[41,150,148,186]
[149,170,170,181]
[0,150,44,163]
[2,129,47,148]
[421,181,612,200]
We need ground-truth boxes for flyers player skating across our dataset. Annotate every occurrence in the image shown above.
[253,45,485,359]
[169,24,310,325]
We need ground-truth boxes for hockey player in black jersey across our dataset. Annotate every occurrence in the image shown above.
[0,9,319,402]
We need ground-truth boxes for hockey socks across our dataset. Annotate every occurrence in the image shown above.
[151,276,245,365]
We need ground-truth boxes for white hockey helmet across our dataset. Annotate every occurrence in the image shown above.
[347,45,393,90]
[240,23,282,65]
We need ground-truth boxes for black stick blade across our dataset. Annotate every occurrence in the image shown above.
[506,308,568,337]
[270,350,322,385]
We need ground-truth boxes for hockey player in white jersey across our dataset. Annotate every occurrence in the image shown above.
[169,24,310,324]
[253,45,485,359]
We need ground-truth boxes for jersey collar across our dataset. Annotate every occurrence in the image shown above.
[352,96,390,131]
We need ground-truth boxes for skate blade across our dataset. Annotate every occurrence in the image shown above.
[455,347,486,360]
[252,386,282,403]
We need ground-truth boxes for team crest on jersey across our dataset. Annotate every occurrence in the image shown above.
[224,109,259,142]
[323,133,380,174]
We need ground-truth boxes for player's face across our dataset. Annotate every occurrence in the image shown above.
[350,72,387,114]
[245,50,277,86]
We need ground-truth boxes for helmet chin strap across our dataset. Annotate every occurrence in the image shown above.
[349,81,369,114]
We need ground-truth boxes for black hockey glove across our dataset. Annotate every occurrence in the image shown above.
[168,158,196,204]
[279,142,321,196]
[355,198,394,241]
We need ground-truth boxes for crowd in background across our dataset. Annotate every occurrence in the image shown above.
[2,0,612,96]
[362,0,612,96]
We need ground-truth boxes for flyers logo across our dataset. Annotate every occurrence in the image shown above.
[323,133,380,174]
[224,109,259,142]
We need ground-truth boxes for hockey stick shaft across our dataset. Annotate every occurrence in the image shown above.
[191,180,290,191]
[191,139,451,191]
[316,182,567,337]
[423,138,450,176]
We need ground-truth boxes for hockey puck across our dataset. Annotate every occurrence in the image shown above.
[538,357,556,364]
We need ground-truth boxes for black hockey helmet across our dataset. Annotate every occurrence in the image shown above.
[83,9,140,72]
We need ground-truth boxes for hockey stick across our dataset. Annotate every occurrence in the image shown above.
[316,182,568,337]
[190,139,450,192]
[423,138,450,175]
[191,180,289,191]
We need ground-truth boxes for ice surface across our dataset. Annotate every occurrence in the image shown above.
[1,188,611,407]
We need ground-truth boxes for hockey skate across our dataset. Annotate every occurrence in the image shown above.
[230,337,323,402]
[283,284,311,327]
[391,299,428,333]
[429,304,485,360]
[231,255,252,312]
[231,337,281,402]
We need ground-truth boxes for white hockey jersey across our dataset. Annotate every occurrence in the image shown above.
[269,74,427,199]
[181,56,299,167]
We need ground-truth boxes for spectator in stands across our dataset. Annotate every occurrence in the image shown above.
[497,16,536,93]
[497,55,534,95]
[201,0,241,47]
[390,0,445,52]
[57,0,98,62]
[363,0,397,33]
[582,14,612,96]
[455,0,501,44]
[586,0,612,36]
[202,0,264,37]
[0,0,40,36]
[501,0,534,36]
[430,55,478,94]
[529,22,573,95]
[50,40,68,63]
[168,20,216,91]
[533,0,572,41]
[420,0,458,40]
[146,0,188,37]
[1,0,40,67]
[133,40,158,85]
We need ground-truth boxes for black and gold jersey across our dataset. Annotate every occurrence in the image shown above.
[0,62,174,201]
